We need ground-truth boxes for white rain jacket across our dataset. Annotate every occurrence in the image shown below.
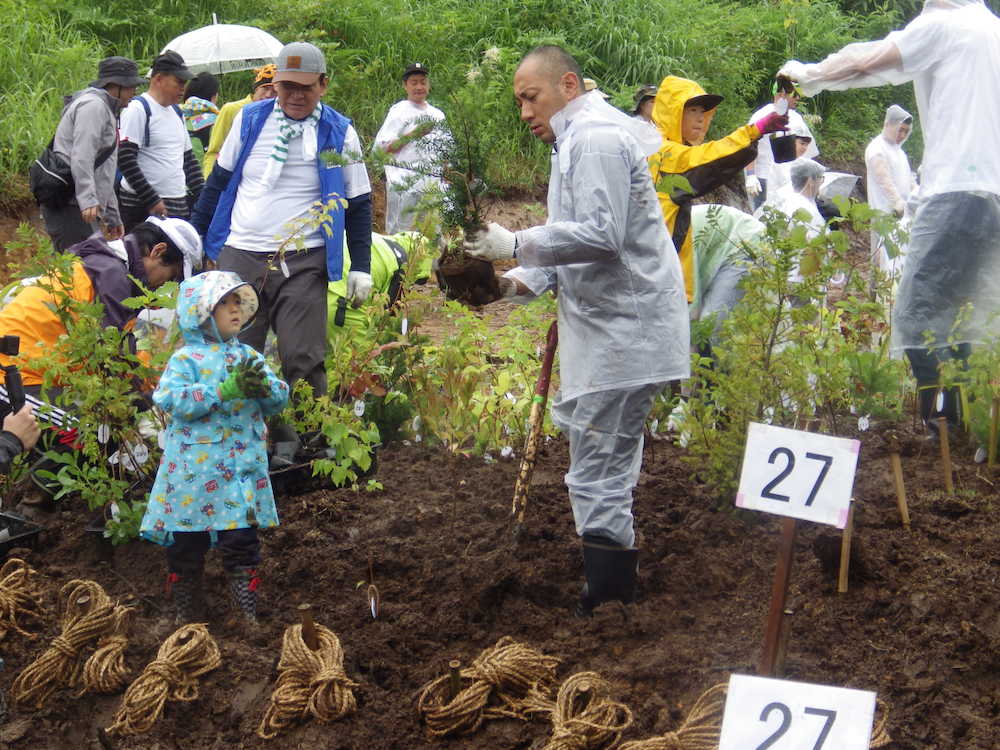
[865,104,916,273]
[505,92,689,402]
[780,0,1000,198]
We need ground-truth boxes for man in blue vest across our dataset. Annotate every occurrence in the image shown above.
[191,42,373,406]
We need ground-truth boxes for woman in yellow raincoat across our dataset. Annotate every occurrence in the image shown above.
[649,76,788,299]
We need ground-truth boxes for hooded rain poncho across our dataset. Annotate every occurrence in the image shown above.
[141,271,289,546]
[865,104,916,273]
[649,76,762,300]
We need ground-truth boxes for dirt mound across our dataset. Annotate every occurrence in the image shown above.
[0,420,996,748]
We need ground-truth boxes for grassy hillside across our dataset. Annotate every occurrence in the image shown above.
[2,0,919,204]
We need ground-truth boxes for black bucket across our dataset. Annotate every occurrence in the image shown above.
[770,133,798,163]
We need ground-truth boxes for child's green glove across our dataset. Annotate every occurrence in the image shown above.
[219,360,270,401]
[218,367,246,401]
[237,360,270,399]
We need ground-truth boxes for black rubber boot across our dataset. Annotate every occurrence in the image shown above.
[226,566,258,623]
[577,535,639,617]
[268,422,301,470]
[918,386,962,441]
[167,571,203,625]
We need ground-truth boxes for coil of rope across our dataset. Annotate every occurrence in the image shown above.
[619,684,727,750]
[106,623,221,736]
[10,579,132,708]
[536,671,633,750]
[0,558,46,640]
[257,622,359,739]
[417,636,561,736]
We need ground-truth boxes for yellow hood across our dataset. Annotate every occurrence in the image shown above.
[652,76,717,145]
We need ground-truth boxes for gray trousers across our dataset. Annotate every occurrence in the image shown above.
[41,202,97,251]
[552,383,663,548]
[700,260,748,345]
[218,245,329,396]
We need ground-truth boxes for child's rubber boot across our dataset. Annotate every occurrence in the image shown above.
[166,571,204,625]
[226,566,259,624]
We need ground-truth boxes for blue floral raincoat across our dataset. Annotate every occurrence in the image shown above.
[140,271,289,546]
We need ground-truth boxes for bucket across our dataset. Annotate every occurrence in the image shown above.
[770,133,798,163]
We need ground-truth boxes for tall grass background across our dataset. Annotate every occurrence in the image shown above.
[2,0,921,202]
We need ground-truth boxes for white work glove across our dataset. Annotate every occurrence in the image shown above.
[463,222,516,261]
[777,61,808,85]
[346,271,373,307]
[745,174,762,197]
[893,199,906,218]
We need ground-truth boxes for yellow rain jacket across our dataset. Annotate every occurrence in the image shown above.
[649,76,762,300]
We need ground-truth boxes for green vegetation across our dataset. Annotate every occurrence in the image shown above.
[2,0,919,205]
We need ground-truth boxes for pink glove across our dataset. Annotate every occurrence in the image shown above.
[754,111,789,136]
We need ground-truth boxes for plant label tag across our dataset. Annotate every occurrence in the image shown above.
[401,317,408,335]
[353,399,365,417]
[719,674,876,750]
[97,423,110,444]
[736,422,859,528]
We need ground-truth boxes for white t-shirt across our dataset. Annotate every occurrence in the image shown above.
[217,106,371,253]
[119,93,191,199]
[748,104,819,182]
[374,99,446,186]
[888,3,1000,197]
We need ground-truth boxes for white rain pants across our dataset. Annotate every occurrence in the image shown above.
[552,383,664,548]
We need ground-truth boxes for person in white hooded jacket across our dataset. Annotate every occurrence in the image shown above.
[463,45,689,615]
[780,0,1000,437]
[865,104,917,275]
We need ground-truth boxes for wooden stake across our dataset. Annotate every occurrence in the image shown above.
[298,603,319,651]
[889,440,910,529]
[511,322,558,532]
[937,417,954,495]
[448,660,462,700]
[759,517,797,677]
[989,398,1000,469]
[838,502,855,594]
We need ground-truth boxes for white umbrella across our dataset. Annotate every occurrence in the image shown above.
[160,19,283,75]
[820,171,860,201]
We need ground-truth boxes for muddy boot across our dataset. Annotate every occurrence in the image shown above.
[269,422,301,470]
[226,566,259,624]
[576,535,639,617]
[166,571,203,625]
[918,386,963,441]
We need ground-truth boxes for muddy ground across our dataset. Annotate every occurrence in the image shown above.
[0,418,997,749]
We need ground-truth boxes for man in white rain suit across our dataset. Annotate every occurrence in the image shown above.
[780,0,1000,437]
[465,45,689,615]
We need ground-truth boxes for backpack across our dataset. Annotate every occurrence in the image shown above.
[29,138,116,209]
[115,96,185,191]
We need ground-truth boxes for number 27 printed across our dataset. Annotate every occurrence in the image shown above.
[760,448,833,506]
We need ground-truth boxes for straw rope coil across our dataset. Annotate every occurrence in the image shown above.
[417,636,561,736]
[257,623,359,739]
[538,671,633,750]
[0,558,46,640]
[81,603,134,694]
[619,684,727,750]
[10,579,130,708]
[106,623,221,736]
[869,698,892,747]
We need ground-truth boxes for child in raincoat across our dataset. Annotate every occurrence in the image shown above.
[141,271,289,624]
[648,76,787,300]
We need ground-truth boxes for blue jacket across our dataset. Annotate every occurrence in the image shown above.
[203,99,351,281]
[140,272,289,546]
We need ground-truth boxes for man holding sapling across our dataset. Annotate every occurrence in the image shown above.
[779,0,1000,438]
[191,42,373,465]
[464,45,689,615]
[374,62,447,234]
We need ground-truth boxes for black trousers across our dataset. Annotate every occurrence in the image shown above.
[165,528,261,575]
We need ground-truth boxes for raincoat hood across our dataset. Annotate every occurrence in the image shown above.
[651,76,720,144]
[922,0,984,12]
[176,271,258,345]
[882,104,913,146]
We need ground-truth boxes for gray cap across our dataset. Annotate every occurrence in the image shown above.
[92,57,146,89]
[274,42,326,85]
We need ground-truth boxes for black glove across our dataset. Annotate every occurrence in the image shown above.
[236,359,270,400]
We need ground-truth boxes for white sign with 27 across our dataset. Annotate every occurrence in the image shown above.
[719,674,876,750]
[736,422,860,529]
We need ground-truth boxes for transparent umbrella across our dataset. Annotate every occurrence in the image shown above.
[160,17,283,75]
